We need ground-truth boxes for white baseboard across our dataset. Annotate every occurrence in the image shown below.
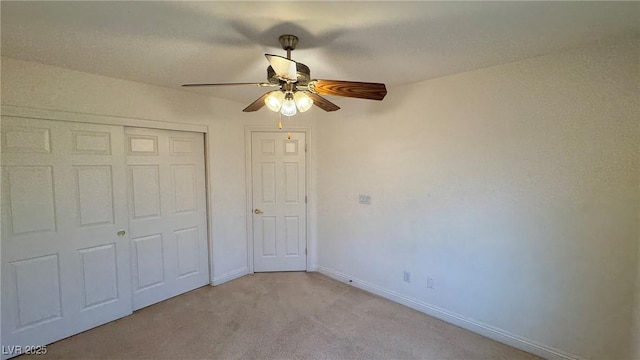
[308,264,318,271]
[316,265,581,360]
[212,267,249,286]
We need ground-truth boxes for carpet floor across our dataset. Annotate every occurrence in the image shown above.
[21,272,541,360]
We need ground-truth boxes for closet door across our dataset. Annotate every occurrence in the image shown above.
[125,128,208,310]
[1,118,132,358]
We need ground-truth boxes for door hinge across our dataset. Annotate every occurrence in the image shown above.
[305,248,307,255]
[305,195,307,204]
[305,143,307,152]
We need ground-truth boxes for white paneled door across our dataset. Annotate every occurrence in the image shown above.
[1,118,132,358]
[252,132,307,272]
[125,128,208,310]
[1,119,209,358]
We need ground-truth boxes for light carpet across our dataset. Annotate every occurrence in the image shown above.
[22,272,541,359]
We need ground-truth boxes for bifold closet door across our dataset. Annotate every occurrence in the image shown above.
[125,127,209,310]
[1,117,132,358]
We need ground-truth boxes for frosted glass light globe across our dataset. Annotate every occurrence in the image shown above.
[280,94,297,116]
[294,92,313,112]
[264,91,284,112]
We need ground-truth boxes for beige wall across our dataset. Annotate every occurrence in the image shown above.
[0,57,319,284]
[3,37,639,359]
[316,39,639,360]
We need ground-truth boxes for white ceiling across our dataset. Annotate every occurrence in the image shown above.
[2,1,638,104]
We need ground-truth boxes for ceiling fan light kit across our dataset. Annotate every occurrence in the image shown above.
[264,91,285,112]
[182,34,387,119]
[264,84,314,116]
[293,91,313,112]
[280,92,298,117]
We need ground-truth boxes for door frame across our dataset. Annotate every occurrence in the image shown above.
[244,125,313,274]
[1,105,215,286]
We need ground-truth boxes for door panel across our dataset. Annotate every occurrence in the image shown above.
[1,118,132,358]
[252,132,307,272]
[125,128,208,310]
[129,165,162,218]
[78,244,119,308]
[11,254,62,327]
[6,166,56,234]
[75,166,115,226]
[132,234,165,291]
[175,227,200,277]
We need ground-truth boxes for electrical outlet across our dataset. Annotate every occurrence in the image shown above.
[427,277,435,289]
[403,271,411,283]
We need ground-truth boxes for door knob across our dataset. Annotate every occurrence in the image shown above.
[254,209,263,215]
[117,230,126,237]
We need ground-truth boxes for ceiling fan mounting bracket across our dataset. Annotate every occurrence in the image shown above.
[279,34,298,59]
[279,35,299,51]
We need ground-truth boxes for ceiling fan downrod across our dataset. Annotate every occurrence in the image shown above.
[279,34,298,60]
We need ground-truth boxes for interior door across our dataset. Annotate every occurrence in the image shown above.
[252,131,307,272]
[1,117,132,358]
[125,127,209,310]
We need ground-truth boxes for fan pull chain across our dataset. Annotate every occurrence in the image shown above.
[277,113,292,139]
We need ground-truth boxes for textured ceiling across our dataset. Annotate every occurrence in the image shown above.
[2,1,638,104]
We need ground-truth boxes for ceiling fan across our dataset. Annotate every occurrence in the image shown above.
[182,35,387,115]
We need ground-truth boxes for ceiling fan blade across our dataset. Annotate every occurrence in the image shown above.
[303,92,340,112]
[182,82,277,87]
[242,92,271,112]
[309,80,387,101]
[265,54,297,81]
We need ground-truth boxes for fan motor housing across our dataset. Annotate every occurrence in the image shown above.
[267,62,310,85]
